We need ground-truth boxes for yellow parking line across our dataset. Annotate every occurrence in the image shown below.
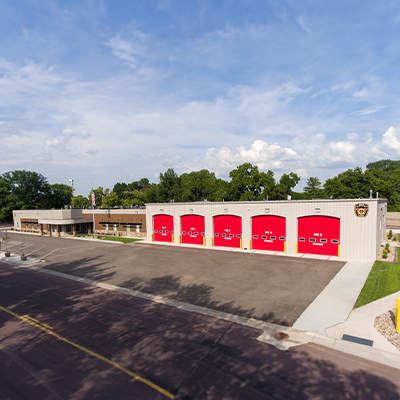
[0,305,174,399]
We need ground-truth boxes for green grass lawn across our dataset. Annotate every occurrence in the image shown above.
[100,236,143,243]
[354,247,400,308]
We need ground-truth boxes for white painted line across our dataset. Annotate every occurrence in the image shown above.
[25,245,46,256]
[39,248,59,260]
[7,241,22,248]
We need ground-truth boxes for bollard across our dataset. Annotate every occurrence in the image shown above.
[295,242,298,254]
[211,237,213,247]
[151,233,153,242]
[284,241,286,253]
[203,236,205,246]
[249,239,251,251]
[338,244,341,258]
[240,239,242,250]
[396,298,400,333]
[172,234,174,243]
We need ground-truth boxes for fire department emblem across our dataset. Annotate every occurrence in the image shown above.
[355,203,368,217]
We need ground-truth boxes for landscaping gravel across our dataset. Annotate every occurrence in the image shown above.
[375,308,400,351]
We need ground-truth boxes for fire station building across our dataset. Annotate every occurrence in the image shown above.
[146,199,387,261]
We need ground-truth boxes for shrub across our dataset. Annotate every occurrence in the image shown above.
[382,252,388,259]
[385,243,390,252]
[388,230,393,239]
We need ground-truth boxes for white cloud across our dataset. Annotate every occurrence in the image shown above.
[328,141,356,163]
[351,105,387,116]
[346,132,359,140]
[382,126,400,154]
[106,34,138,68]
[298,15,312,34]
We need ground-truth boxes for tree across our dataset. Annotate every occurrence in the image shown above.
[158,168,181,202]
[113,182,128,200]
[0,179,14,222]
[304,177,324,199]
[88,186,105,207]
[48,183,72,209]
[275,172,300,200]
[74,195,90,208]
[1,170,50,209]
[180,170,219,202]
[102,189,121,207]
[324,167,373,199]
[228,163,276,201]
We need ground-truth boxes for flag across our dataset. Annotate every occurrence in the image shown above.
[91,188,96,206]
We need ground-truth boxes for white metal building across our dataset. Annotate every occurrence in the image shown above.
[146,199,387,261]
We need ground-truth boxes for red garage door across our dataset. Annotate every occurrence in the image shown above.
[298,216,340,256]
[252,215,286,251]
[153,214,174,243]
[213,215,242,248]
[181,215,205,245]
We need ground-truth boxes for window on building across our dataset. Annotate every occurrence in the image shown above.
[105,224,109,231]
[113,224,117,231]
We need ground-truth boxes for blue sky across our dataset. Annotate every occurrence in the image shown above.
[1,0,400,196]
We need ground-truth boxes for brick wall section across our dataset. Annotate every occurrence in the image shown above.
[81,211,146,237]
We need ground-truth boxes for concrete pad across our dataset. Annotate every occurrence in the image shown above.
[326,290,400,354]
[293,260,374,334]
[331,339,400,370]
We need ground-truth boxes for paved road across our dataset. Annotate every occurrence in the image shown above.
[1,232,344,326]
[1,263,400,399]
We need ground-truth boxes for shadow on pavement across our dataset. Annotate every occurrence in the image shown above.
[1,264,399,399]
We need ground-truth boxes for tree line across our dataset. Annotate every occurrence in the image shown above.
[1,159,400,222]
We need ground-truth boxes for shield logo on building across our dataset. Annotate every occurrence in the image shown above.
[355,203,369,217]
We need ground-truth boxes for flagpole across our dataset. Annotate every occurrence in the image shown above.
[91,184,95,239]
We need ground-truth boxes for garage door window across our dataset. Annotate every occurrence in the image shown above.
[270,236,276,240]
[331,239,339,244]
[279,236,285,240]
[309,238,316,242]
[320,239,327,243]
[299,237,306,242]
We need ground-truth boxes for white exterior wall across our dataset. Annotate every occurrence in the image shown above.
[13,209,83,230]
[146,199,387,261]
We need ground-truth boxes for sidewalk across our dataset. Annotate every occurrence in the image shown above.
[290,259,400,369]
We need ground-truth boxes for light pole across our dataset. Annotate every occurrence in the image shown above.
[69,179,74,208]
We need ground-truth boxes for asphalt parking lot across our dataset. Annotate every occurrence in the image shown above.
[1,232,345,326]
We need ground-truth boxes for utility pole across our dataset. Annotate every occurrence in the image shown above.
[69,179,74,208]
